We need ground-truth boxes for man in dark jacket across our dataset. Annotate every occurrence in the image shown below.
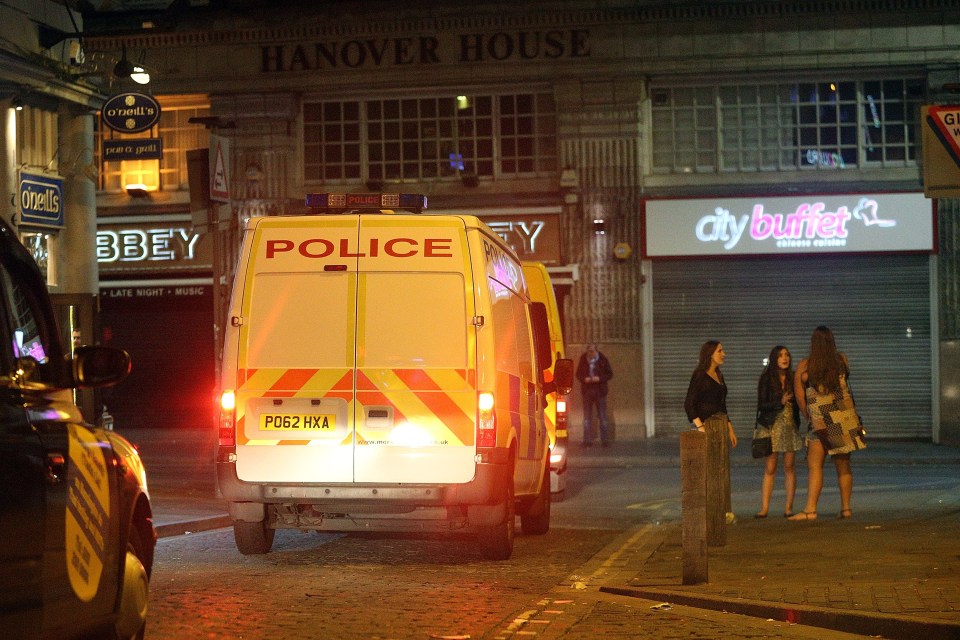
[576,344,614,446]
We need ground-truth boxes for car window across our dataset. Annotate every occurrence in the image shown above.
[0,260,62,385]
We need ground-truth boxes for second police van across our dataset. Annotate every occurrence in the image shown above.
[217,193,573,560]
[521,261,569,500]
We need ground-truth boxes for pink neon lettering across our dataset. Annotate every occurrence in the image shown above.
[750,202,851,241]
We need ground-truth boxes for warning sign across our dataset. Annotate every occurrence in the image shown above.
[926,106,960,168]
[210,134,231,203]
[922,105,960,198]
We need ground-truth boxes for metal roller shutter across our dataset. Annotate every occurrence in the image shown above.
[651,255,931,439]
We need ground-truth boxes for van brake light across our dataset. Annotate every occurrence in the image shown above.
[477,391,496,448]
[219,390,236,448]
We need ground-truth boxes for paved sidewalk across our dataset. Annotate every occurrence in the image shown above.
[125,428,960,638]
[570,437,960,639]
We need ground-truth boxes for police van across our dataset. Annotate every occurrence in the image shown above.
[217,193,573,560]
[520,262,569,500]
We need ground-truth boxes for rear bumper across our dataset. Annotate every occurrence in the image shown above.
[216,449,510,509]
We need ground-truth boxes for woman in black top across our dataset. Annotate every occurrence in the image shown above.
[684,340,738,521]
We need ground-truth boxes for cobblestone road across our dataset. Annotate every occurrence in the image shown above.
[146,525,620,639]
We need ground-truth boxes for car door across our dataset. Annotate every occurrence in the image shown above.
[0,238,120,636]
[0,315,46,636]
[0,241,56,635]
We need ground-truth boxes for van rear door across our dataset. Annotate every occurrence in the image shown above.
[353,215,476,484]
[235,218,358,484]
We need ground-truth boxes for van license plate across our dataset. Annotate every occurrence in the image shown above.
[259,414,336,431]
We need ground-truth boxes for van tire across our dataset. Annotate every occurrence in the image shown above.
[234,518,275,555]
[520,464,551,535]
[479,468,515,560]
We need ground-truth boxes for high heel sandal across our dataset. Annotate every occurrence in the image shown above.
[836,509,852,519]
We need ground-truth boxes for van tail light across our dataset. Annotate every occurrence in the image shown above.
[477,391,496,448]
[552,393,568,470]
[219,390,236,448]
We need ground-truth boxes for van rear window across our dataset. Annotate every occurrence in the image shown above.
[247,272,351,368]
[359,273,467,369]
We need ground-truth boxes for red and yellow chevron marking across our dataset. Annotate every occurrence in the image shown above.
[356,368,475,446]
[234,366,477,447]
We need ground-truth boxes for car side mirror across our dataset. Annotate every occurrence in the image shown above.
[553,358,574,395]
[72,346,132,389]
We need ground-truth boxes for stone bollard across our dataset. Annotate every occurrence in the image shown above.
[680,430,708,585]
[704,421,727,547]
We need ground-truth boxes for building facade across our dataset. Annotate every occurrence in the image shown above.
[83,0,960,442]
[0,0,108,421]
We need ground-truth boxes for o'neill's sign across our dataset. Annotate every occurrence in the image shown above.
[101,92,161,133]
[19,171,64,228]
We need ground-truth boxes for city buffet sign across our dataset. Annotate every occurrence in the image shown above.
[642,193,934,258]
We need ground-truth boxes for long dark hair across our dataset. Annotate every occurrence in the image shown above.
[759,345,793,395]
[806,325,848,392]
[693,340,721,375]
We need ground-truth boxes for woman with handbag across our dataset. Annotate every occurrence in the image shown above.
[789,326,859,521]
[753,346,803,518]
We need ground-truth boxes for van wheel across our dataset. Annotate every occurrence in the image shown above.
[114,525,150,639]
[479,470,515,560]
[521,465,551,535]
[234,518,275,555]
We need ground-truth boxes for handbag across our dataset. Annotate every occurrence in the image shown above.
[751,411,772,458]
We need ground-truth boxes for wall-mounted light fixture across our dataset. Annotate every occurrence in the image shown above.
[125,183,150,198]
[12,96,23,111]
[593,218,606,235]
[113,46,135,79]
[130,65,150,85]
[130,50,150,84]
[113,46,151,84]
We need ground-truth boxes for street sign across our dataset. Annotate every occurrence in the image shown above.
[926,105,960,168]
[922,105,960,198]
[209,134,231,203]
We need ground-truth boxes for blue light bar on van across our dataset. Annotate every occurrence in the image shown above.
[305,193,428,213]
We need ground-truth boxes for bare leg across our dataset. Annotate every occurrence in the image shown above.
[758,454,778,516]
[790,439,823,520]
[783,451,797,515]
[833,454,853,514]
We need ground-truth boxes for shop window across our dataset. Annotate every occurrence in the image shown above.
[651,76,923,175]
[19,232,56,287]
[303,92,556,184]
[96,96,210,193]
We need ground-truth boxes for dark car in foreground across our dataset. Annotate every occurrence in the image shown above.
[0,217,155,639]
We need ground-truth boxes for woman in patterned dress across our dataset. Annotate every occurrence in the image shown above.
[789,326,855,521]
[754,346,803,518]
